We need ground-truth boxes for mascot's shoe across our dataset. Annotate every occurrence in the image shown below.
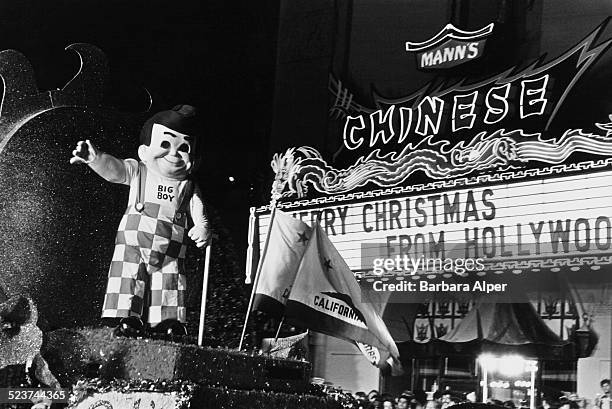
[113,317,145,338]
[153,319,188,338]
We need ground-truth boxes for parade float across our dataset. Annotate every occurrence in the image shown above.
[0,44,343,409]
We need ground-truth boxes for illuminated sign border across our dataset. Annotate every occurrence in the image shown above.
[358,256,612,281]
[405,23,495,52]
[263,152,612,206]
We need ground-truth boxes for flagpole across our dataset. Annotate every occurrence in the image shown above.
[274,316,285,342]
[197,238,213,346]
[239,148,295,350]
[238,204,278,350]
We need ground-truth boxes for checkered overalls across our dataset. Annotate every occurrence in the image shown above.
[101,163,193,326]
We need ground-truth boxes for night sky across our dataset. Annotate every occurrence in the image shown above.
[0,0,280,255]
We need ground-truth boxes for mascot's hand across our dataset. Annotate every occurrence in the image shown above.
[69,139,99,165]
[188,225,210,248]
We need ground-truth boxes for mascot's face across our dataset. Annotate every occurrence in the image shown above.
[138,123,194,180]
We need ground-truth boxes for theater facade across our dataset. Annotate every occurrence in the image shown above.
[248,0,612,403]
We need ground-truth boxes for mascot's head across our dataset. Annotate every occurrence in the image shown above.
[138,105,199,180]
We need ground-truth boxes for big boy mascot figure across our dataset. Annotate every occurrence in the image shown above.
[70,105,210,336]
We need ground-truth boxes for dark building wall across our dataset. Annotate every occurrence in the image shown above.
[539,0,612,124]
[541,0,612,57]
[270,0,335,155]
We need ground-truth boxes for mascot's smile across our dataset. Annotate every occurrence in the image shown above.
[163,156,184,165]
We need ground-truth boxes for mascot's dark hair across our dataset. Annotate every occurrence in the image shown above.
[139,105,198,147]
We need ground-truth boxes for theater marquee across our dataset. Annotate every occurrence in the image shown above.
[247,20,612,282]
[253,169,612,276]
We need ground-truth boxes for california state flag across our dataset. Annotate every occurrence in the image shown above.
[252,209,312,318]
[285,224,400,363]
[355,342,402,374]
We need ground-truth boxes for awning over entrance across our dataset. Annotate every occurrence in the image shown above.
[394,301,576,360]
[439,302,564,346]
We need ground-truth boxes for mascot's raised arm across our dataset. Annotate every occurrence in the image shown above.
[70,104,210,336]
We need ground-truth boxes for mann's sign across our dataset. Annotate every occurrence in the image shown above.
[416,38,486,69]
[406,23,493,69]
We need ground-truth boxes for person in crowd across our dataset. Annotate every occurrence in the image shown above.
[411,400,424,409]
[397,395,411,409]
[413,390,427,405]
[559,400,579,409]
[596,379,611,409]
[382,395,395,409]
[540,396,553,409]
[465,392,476,403]
[355,391,368,407]
[425,400,442,409]
[369,395,383,409]
[441,391,455,409]
[368,390,381,402]
[447,397,462,407]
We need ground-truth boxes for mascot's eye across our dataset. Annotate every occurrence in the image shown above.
[178,143,190,153]
[160,141,171,149]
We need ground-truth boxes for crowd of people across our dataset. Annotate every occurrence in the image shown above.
[334,388,593,409]
[340,389,476,409]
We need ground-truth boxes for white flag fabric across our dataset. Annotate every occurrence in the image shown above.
[355,342,403,374]
[252,209,312,317]
[285,224,400,362]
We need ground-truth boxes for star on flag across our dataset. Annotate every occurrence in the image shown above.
[323,257,333,271]
[297,231,309,245]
